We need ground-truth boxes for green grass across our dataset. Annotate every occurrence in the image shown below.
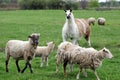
[0,10,120,80]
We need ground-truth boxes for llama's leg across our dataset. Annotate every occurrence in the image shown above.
[94,70,100,80]
[40,56,44,67]
[63,60,68,76]
[76,67,82,80]
[72,39,78,45]
[85,35,91,47]
[84,68,88,77]
[62,33,67,42]
[15,60,21,72]
[5,54,10,72]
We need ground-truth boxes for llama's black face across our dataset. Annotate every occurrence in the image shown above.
[28,34,40,48]
[64,9,72,19]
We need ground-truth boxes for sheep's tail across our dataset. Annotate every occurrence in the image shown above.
[5,46,10,60]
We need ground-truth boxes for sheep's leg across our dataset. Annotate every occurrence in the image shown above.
[21,62,28,73]
[45,57,48,67]
[21,60,33,73]
[5,55,10,72]
[68,63,73,73]
[28,61,33,73]
[84,68,88,77]
[40,56,44,67]
[15,60,21,72]
[76,67,82,80]
[63,60,68,76]
[94,70,100,80]
[56,59,59,73]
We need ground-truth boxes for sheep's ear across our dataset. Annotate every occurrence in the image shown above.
[28,36,32,38]
[70,9,72,12]
[38,33,40,36]
[52,41,54,44]
[103,49,105,52]
[64,10,66,12]
[103,47,106,52]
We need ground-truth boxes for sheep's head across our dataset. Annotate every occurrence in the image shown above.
[64,9,72,19]
[47,41,55,51]
[102,47,113,59]
[28,33,40,49]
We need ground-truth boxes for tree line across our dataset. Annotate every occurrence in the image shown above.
[0,0,120,10]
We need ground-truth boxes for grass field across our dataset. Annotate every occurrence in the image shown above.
[0,10,120,80]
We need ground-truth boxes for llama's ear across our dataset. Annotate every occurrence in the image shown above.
[70,9,72,12]
[64,10,66,12]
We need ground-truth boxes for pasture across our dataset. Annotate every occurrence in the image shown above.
[0,10,120,80]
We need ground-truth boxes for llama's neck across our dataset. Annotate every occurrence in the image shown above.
[66,13,75,24]
[96,50,105,61]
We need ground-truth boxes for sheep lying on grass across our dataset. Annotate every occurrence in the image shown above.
[88,17,96,25]
[56,42,113,80]
[97,17,106,25]
[5,33,40,73]
[35,41,55,67]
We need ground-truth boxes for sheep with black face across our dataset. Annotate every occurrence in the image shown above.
[5,33,40,73]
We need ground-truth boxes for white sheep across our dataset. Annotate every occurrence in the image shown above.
[87,17,96,25]
[5,33,40,73]
[56,42,113,80]
[97,17,106,25]
[55,41,80,74]
[35,41,55,67]
[70,47,113,80]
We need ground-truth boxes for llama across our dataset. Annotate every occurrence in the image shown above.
[62,9,91,46]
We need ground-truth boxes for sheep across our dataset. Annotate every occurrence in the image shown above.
[5,33,40,73]
[56,42,113,80]
[67,47,113,80]
[35,41,55,67]
[87,17,96,25]
[97,17,106,25]
[55,41,80,74]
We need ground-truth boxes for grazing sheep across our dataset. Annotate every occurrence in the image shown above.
[5,33,40,73]
[97,17,106,25]
[88,17,96,25]
[35,41,55,67]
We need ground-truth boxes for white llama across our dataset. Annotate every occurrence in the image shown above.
[62,9,91,46]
